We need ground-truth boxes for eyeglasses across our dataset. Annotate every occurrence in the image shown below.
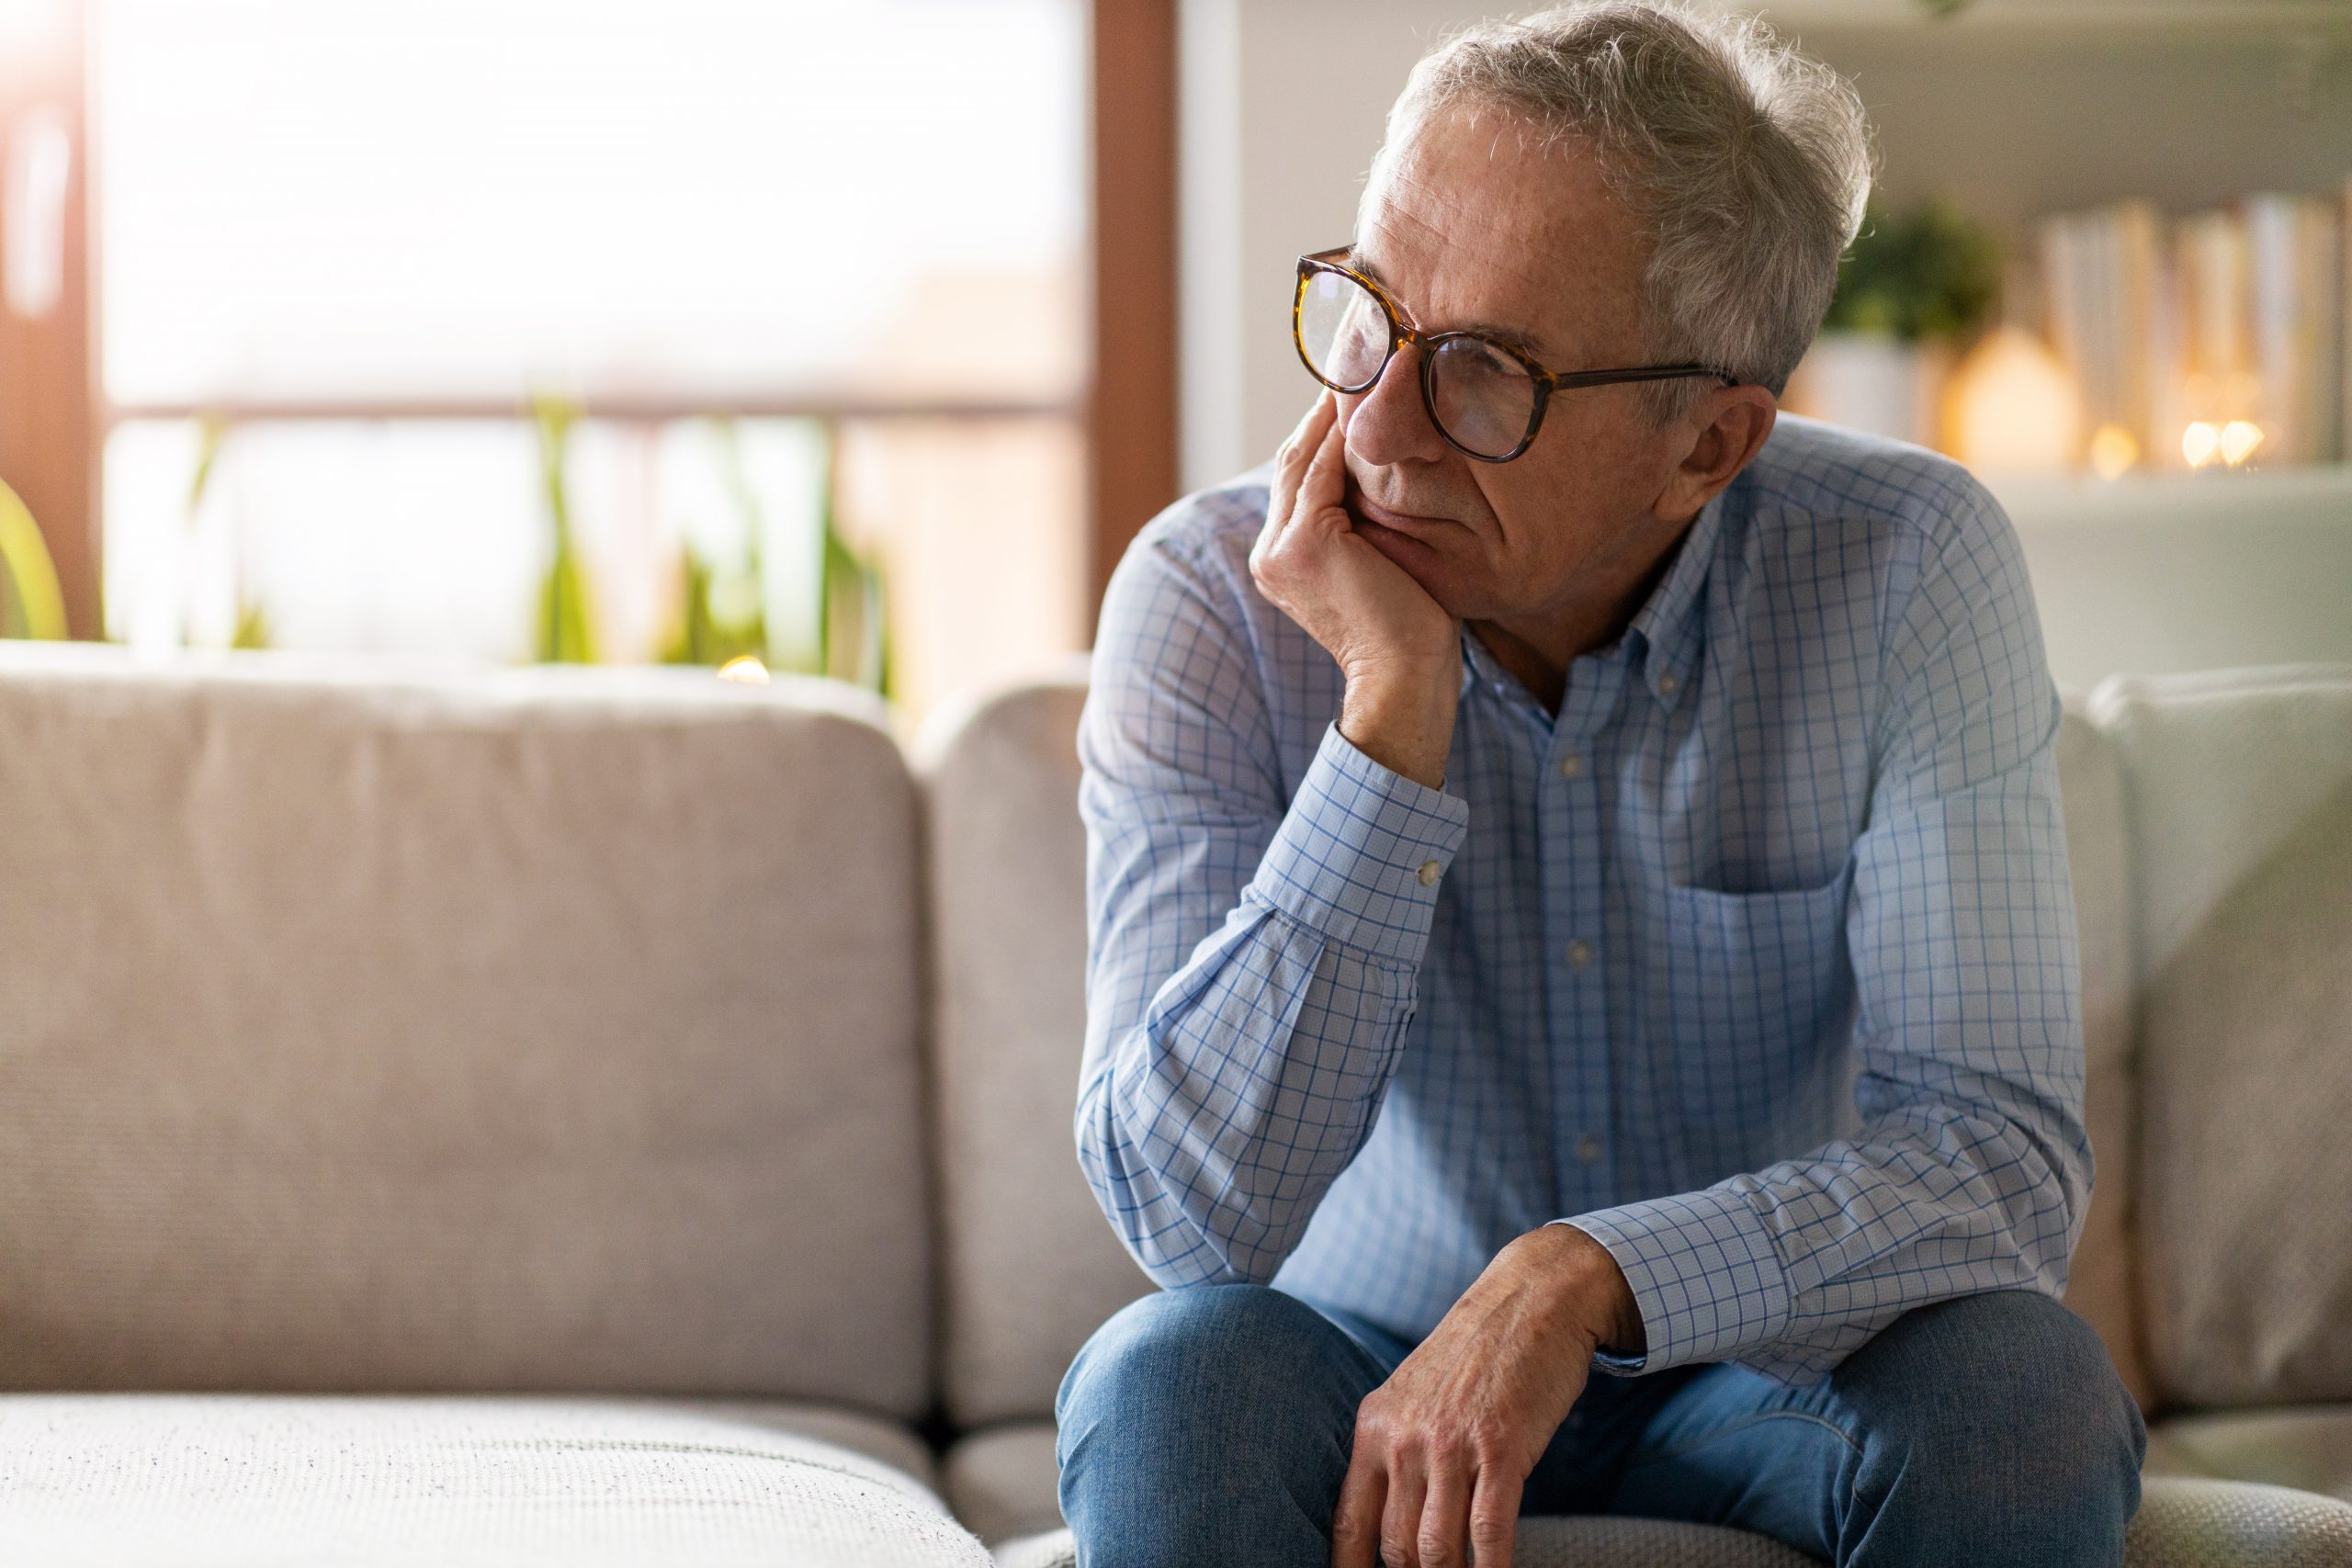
[1292,247,1737,463]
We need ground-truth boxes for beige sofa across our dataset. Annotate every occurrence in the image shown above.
[0,640,2346,1566]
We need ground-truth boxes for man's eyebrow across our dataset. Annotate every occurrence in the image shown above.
[1346,248,1552,361]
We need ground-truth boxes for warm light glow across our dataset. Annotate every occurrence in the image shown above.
[2086,423,2140,480]
[1939,327,2080,475]
[2181,422,2222,469]
[2220,420,2265,468]
[715,655,770,684]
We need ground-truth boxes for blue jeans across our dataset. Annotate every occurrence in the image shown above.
[1056,1283,2146,1567]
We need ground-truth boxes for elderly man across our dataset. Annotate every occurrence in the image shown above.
[1057,5,2145,1566]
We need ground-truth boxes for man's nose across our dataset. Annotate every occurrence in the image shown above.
[1342,341,1449,468]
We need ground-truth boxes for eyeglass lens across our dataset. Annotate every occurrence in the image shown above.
[1296,267,1537,459]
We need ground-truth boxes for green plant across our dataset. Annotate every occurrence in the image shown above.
[184,416,271,650]
[1822,200,2003,344]
[813,423,888,696]
[663,417,888,694]
[0,476,68,640]
[531,393,598,664]
[662,417,770,670]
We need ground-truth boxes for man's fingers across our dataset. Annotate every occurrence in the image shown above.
[1296,399,1350,523]
[1271,392,1339,525]
[1467,1467,1521,1568]
[1417,1458,1475,1568]
[1329,1450,1386,1568]
[1274,391,1337,492]
[1379,1450,1429,1568]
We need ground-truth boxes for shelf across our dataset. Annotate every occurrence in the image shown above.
[1729,0,2349,32]
[1987,464,2352,528]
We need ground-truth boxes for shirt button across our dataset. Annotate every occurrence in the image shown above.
[1565,940,1593,970]
[1657,671,1680,696]
[1577,1134,1605,1166]
[1558,752,1584,781]
[1417,860,1442,886]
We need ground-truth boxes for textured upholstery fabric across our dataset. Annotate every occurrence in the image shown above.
[0,1394,986,1567]
[943,1422,1064,1545]
[918,671,1154,1427]
[2053,697,2157,1413]
[0,644,933,1414]
[2124,1477,2352,1567]
[993,1479,2352,1568]
[2147,1406,2352,1505]
[2090,666,2352,1408]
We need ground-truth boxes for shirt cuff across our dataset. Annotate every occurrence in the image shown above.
[1551,1189,1793,1377]
[1244,721,1471,965]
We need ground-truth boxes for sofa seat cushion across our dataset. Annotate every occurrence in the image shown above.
[972,1415,2352,1568]
[944,1423,1063,1545]
[0,1393,988,1567]
[2145,1406,2352,1504]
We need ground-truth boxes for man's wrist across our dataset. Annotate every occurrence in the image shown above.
[1542,1221,1646,1359]
[1339,664,1459,792]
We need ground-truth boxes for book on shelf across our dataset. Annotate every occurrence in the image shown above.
[2036,184,2346,471]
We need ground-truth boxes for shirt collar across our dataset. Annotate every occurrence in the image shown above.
[1453,491,1724,713]
[1622,491,1724,712]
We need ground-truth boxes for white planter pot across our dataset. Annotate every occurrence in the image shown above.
[1783,331,1945,449]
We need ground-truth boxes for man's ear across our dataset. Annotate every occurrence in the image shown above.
[1653,384,1777,524]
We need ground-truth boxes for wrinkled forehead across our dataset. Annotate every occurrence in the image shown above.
[1352,104,1649,361]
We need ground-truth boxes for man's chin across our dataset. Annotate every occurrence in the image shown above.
[1357,515,1474,617]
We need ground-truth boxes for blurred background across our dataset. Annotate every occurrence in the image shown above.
[1,0,2347,728]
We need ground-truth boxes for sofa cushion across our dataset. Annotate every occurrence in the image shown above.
[2146,1406,2352,1505]
[0,1393,985,1566]
[991,1479,2352,1568]
[944,1423,1064,1546]
[0,645,933,1414]
[2053,698,2155,1412]
[919,671,1154,1427]
[2090,665,2352,1408]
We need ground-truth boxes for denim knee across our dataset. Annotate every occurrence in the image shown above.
[1839,1288,2146,1563]
[1056,1285,1375,1568]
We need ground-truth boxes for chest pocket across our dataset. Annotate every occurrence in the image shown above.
[1642,861,1856,1148]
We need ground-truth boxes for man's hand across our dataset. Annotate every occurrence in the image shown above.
[1250,391,1461,790]
[1332,1224,1644,1568]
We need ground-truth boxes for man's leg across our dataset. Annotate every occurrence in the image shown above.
[1055,1284,1411,1568]
[1593,1288,2148,1566]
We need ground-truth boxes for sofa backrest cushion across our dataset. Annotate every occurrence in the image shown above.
[2091,664,2352,1410]
[2053,701,2155,1413]
[920,671,1153,1427]
[0,646,933,1416]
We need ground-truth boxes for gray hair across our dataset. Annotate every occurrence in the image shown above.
[1375,2,1872,419]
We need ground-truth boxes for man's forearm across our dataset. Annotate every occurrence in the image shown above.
[1077,722,1471,1287]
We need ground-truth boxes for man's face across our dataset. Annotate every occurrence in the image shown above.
[1338,108,1696,628]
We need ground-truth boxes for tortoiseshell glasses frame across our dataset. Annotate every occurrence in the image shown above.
[1292,247,1738,463]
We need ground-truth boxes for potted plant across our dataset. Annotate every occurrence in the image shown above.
[1787,199,2002,448]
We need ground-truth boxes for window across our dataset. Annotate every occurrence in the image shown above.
[77,0,1099,725]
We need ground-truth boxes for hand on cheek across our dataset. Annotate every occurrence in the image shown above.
[1251,391,1464,790]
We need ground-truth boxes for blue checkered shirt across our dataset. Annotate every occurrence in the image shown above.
[1073,414,2087,1385]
